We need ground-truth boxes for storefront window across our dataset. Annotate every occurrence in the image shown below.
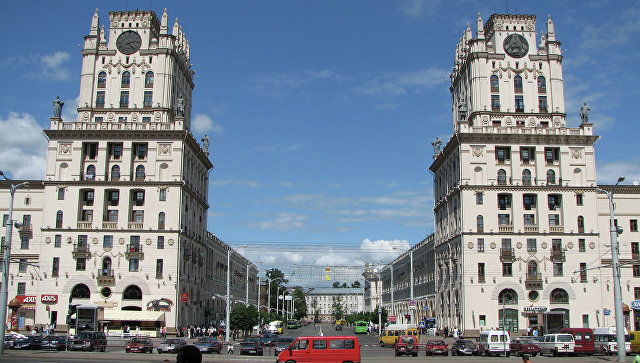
[499,308,519,333]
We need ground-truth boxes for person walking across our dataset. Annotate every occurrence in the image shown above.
[521,353,532,363]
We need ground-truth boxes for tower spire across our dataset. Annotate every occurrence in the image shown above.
[476,13,485,39]
[546,14,556,41]
[160,8,168,34]
[90,8,99,36]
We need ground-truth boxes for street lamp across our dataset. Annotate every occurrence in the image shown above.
[225,244,247,343]
[597,176,626,363]
[0,171,29,354]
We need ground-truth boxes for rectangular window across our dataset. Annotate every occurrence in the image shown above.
[22,215,31,227]
[76,258,86,271]
[524,214,536,225]
[108,190,119,206]
[498,214,511,225]
[143,91,153,108]
[576,193,584,206]
[502,262,513,276]
[108,210,118,222]
[476,192,483,205]
[52,257,59,278]
[142,116,151,122]
[580,262,587,282]
[134,143,148,159]
[129,258,139,272]
[549,214,561,226]
[478,263,485,283]
[81,209,93,222]
[95,116,103,122]
[78,235,88,247]
[17,282,26,295]
[118,116,127,123]
[634,265,640,277]
[120,91,129,107]
[58,188,65,200]
[103,235,113,249]
[553,262,564,276]
[538,96,548,112]
[548,194,562,210]
[134,210,144,223]
[520,147,535,163]
[479,315,486,327]
[20,236,29,249]
[156,259,163,278]
[2,214,7,227]
[636,287,640,300]
[631,220,639,232]
[515,95,524,112]
[496,146,510,162]
[477,238,484,252]
[582,315,589,329]
[579,239,586,252]
[501,238,512,250]
[545,147,560,164]
[498,195,511,210]
[54,234,62,248]
[491,95,500,111]
[527,238,537,252]
[109,143,122,160]
[96,91,105,108]
[157,236,165,249]
[18,259,27,273]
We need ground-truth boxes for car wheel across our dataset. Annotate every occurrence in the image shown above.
[89,345,94,352]
[413,353,418,357]
[506,352,510,357]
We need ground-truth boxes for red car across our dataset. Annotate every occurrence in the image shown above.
[509,337,540,357]
[125,337,154,353]
[426,340,448,356]
[395,335,419,357]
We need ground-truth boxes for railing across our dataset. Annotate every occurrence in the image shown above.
[102,222,117,229]
[500,248,515,262]
[155,272,163,279]
[549,225,564,233]
[18,224,32,235]
[525,273,543,290]
[524,225,539,232]
[77,221,93,229]
[72,244,91,259]
[125,244,144,259]
[498,225,514,232]
[96,268,115,285]
[128,222,143,229]
[550,249,566,262]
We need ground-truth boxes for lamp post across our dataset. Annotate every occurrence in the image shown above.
[597,176,626,363]
[225,248,231,343]
[0,171,29,354]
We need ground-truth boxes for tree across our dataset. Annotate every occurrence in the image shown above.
[265,268,288,313]
[331,296,345,320]
[230,304,260,337]
[311,298,319,323]
[351,280,361,288]
[292,287,307,320]
[332,281,341,288]
[341,282,347,288]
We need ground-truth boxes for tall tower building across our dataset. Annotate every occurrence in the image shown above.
[430,14,602,335]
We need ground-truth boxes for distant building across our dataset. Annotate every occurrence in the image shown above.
[305,287,364,323]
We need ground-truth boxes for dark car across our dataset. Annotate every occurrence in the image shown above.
[12,335,43,350]
[4,335,16,350]
[395,335,419,357]
[239,341,263,356]
[510,337,540,357]
[451,339,478,356]
[193,337,221,354]
[335,324,343,331]
[69,331,107,352]
[125,337,154,353]
[260,333,277,347]
[426,340,448,356]
[274,336,294,356]
[42,335,68,351]
[157,338,187,353]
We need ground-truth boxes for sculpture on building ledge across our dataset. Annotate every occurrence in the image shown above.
[431,137,442,158]
[580,102,590,124]
[52,96,64,118]
[176,96,185,117]
[458,95,468,121]
[201,135,210,155]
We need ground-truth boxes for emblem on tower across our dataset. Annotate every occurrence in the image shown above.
[503,34,529,58]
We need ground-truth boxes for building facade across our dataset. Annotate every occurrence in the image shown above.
[305,287,364,323]
[0,9,257,335]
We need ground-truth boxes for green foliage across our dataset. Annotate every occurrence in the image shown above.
[345,305,388,325]
[351,280,361,288]
[292,287,307,320]
[332,281,341,288]
[230,304,260,335]
[265,268,288,312]
[331,295,344,320]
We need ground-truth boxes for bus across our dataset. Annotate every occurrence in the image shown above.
[354,321,368,334]
[268,321,284,334]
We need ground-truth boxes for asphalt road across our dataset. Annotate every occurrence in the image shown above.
[0,324,634,362]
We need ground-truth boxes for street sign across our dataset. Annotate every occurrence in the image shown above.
[378,307,382,314]
[180,292,189,303]
[604,308,611,316]
[388,315,397,323]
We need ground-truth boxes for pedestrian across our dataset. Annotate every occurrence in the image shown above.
[633,354,640,363]
[521,353,531,363]
[227,343,234,354]
[532,327,539,337]
[177,345,202,363]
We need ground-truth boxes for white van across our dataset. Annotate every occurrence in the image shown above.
[593,327,631,355]
[539,333,575,356]
[478,330,510,356]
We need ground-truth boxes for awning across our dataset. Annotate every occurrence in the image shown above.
[103,310,166,322]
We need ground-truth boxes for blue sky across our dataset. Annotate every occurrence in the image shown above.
[1,1,639,285]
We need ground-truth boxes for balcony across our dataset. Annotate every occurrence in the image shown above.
[18,224,32,236]
[524,225,539,233]
[96,268,115,285]
[499,225,514,232]
[102,221,117,229]
[500,248,516,262]
[77,221,93,229]
[549,225,564,233]
[72,244,91,259]
[156,272,163,279]
[525,273,543,290]
[128,222,143,229]
[125,244,144,259]
[633,252,640,261]
[550,249,566,262]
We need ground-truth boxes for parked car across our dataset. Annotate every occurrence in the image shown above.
[68,331,107,352]
[478,330,511,357]
[510,337,540,357]
[451,339,478,356]
[157,338,187,353]
[12,335,43,350]
[239,341,263,356]
[276,336,360,363]
[41,335,69,351]
[274,336,294,356]
[425,340,448,356]
[395,335,419,357]
[335,324,343,331]
[193,337,221,354]
[539,333,575,356]
[260,333,277,347]
[125,337,154,353]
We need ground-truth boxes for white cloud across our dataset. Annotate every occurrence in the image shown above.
[213,179,259,187]
[359,238,410,262]
[247,212,307,231]
[352,67,449,97]
[400,0,439,19]
[597,160,640,185]
[191,113,222,134]
[37,51,72,81]
[250,74,305,97]
[0,112,47,179]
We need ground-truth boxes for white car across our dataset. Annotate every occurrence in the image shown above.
[539,333,575,356]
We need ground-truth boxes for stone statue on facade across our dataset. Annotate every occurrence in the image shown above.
[580,102,590,124]
[458,95,468,121]
[52,96,64,118]
[201,135,210,155]
[431,137,442,155]
[176,96,185,117]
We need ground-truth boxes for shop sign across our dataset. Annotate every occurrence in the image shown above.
[41,294,58,304]
[180,292,189,303]
[523,306,547,313]
[631,300,640,310]
[388,315,397,323]
[147,298,173,312]
[15,295,37,304]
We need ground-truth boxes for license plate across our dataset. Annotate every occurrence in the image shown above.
[249,350,256,353]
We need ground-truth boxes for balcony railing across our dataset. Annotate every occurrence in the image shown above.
[500,248,515,262]
[102,221,117,229]
[156,272,163,279]
[524,225,539,232]
[549,225,564,233]
[96,268,115,285]
[72,244,91,259]
[498,225,514,232]
[125,244,144,259]
[128,222,143,229]
[18,224,32,236]
[77,221,93,229]
[525,273,543,290]
[550,249,566,262]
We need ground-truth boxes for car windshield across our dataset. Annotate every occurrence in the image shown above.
[76,332,92,338]
[518,340,533,344]
[278,337,294,342]
[241,342,256,347]
[557,335,573,342]
[400,337,414,343]
[431,341,445,345]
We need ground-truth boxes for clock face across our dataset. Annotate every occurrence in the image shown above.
[503,34,529,58]
[116,31,142,55]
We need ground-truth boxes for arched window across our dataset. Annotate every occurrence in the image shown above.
[522,169,532,186]
[123,285,143,300]
[135,165,145,180]
[514,75,523,93]
[546,170,556,184]
[121,71,130,88]
[145,71,154,87]
[537,76,546,93]
[527,261,538,277]
[577,216,585,233]
[477,215,484,233]
[86,165,96,179]
[497,169,507,185]
[550,288,569,304]
[490,75,499,92]
[97,71,106,88]
[158,212,165,229]
[498,288,518,304]
[56,210,63,228]
[111,165,120,181]
[101,257,112,275]
[71,284,91,299]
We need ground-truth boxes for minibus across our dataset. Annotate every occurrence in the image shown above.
[478,330,510,356]
[379,324,418,346]
[276,335,360,363]
[593,327,631,355]
[559,328,594,354]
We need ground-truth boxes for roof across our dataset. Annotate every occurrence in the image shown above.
[305,287,363,296]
